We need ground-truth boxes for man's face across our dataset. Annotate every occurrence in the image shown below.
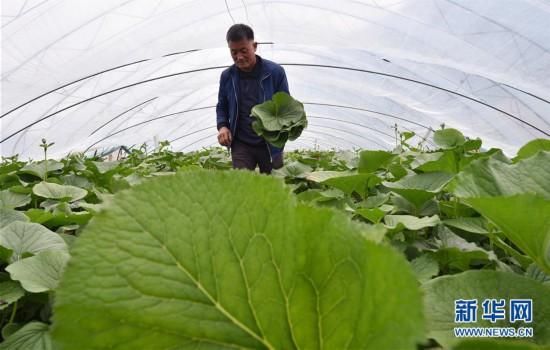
[228,39,257,72]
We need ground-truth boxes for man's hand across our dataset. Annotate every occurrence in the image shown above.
[217,127,232,146]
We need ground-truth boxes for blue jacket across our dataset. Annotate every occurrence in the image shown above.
[216,57,289,157]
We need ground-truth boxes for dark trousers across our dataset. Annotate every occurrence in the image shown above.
[231,139,283,174]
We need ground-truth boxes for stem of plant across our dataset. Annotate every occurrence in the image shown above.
[41,139,49,181]
[9,300,18,324]
[394,124,399,149]
[453,196,459,218]
[488,224,495,251]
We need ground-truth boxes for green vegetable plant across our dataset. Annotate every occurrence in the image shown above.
[251,92,307,148]
[0,129,549,349]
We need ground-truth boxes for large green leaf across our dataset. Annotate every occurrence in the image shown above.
[443,217,491,234]
[60,174,92,189]
[452,152,550,274]
[355,206,390,224]
[0,222,67,262]
[296,189,351,213]
[423,270,550,349]
[24,209,55,224]
[359,223,388,243]
[462,138,482,152]
[251,92,306,131]
[32,182,87,202]
[358,150,396,173]
[453,151,550,199]
[334,150,358,170]
[0,174,21,191]
[390,195,439,217]
[388,163,409,180]
[384,171,454,194]
[383,172,454,208]
[6,250,70,293]
[25,208,92,228]
[384,215,440,231]
[431,227,497,272]
[296,189,333,204]
[493,236,533,269]
[307,171,381,196]
[433,128,465,149]
[52,170,424,350]
[0,190,31,209]
[0,322,52,350]
[466,195,550,275]
[438,200,477,218]
[0,246,13,263]
[362,193,390,208]
[1,323,24,340]
[9,185,32,195]
[0,209,29,228]
[273,161,312,179]
[0,162,22,176]
[252,126,288,148]
[251,92,307,147]
[0,280,25,310]
[411,152,444,168]
[514,139,550,162]
[18,160,64,180]
[410,254,439,283]
[91,161,120,174]
[412,151,458,174]
[306,170,349,183]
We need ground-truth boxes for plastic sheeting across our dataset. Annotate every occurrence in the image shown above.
[2,0,549,159]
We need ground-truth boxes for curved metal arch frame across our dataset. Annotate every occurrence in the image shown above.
[83,104,423,152]
[4,59,550,146]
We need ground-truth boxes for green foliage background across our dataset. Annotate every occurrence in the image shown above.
[0,130,549,349]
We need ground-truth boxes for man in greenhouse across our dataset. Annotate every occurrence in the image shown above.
[216,23,289,174]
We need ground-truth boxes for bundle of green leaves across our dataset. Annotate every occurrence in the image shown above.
[251,92,307,148]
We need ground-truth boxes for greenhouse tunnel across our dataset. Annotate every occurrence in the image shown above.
[1,0,550,159]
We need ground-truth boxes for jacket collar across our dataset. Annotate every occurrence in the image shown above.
[230,55,270,80]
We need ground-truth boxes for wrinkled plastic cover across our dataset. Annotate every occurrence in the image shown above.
[2,0,549,159]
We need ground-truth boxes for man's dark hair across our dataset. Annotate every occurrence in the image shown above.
[226,24,254,42]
